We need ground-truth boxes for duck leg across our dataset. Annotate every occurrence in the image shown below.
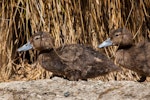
[137,75,146,82]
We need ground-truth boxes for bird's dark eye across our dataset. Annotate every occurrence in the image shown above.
[115,34,119,36]
[34,36,41,40]
[35,37,39,40]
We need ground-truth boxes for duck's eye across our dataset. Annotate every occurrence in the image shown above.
[35,37,39,40]
[115,34,119,37]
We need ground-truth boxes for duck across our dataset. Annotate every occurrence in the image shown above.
[17,31,120,81]
[98,28,150,82]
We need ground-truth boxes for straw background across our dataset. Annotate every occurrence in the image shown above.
[0,0,150,82]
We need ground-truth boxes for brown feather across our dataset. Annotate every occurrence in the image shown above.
[18,31,120,81]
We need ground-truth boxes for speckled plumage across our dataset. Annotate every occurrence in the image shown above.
[18,31,120,81]
[99,28,150,82]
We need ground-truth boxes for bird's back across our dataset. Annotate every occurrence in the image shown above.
[56,44,120,79]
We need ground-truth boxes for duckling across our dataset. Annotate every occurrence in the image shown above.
[99,28,150,82]
[18,31,120,81]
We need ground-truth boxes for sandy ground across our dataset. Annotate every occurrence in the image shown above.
[0,77,150,100]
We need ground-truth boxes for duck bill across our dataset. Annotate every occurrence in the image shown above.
[98,38,113,48]
[17,42,33,52]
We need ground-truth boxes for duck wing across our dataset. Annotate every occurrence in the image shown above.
[79,46,120,78]
[56,44,120,80]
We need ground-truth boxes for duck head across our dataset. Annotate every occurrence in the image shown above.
[17,32,54,52]
[99,28,133,48]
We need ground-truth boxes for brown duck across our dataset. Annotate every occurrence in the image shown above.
[99,28,150,82]
[17,31,120,81]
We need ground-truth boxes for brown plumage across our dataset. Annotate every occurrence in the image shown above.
[99,28,150,82]
[17,31,120,81]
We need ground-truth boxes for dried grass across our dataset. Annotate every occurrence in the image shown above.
[0,0,150,82]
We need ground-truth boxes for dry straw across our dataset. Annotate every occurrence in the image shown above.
[0,0,150,82]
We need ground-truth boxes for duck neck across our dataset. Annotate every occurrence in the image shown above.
[117,44,133,50]
[39,49,53,54]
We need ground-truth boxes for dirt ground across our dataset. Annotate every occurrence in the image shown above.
[0,77,150,100]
